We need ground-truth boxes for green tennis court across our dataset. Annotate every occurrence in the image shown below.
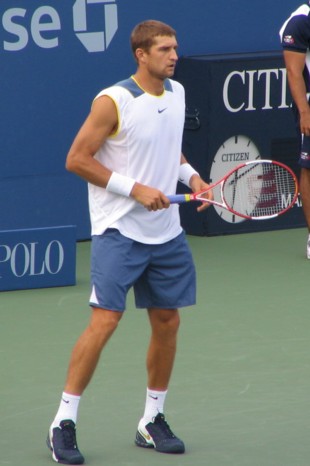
[1,227,309,466]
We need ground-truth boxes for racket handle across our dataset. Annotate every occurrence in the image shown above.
[167,194,191,204]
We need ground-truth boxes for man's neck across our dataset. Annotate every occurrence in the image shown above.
[132,73,165,96]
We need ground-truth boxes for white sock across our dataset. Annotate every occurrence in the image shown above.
[141,388,168,424]
[51,392,81,428]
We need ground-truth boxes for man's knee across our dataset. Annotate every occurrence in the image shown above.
[149,308,180,334]
[89,307,122,337]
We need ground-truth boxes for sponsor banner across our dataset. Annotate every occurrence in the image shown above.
[0,0,118,53]
[0,1,120,240]
[0,226,76,291]
[175,52,306,235]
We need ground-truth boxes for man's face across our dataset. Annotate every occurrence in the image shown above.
[142,35,178,80]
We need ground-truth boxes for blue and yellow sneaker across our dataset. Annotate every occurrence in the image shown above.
[46,420,84,465]
[135,413,185,454]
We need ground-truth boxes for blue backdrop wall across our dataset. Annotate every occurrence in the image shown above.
[0,0,303,239]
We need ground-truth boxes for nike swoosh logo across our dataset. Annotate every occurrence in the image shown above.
[62,398,70,404]
[140,430,151,441]
[158,108,167,113]
[149,395,158,400]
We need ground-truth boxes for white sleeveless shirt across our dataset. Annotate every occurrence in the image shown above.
[88,77,185,244]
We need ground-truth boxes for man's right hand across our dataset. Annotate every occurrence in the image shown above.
[130,183,170,211]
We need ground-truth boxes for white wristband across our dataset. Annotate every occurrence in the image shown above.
[106,172,136,197]
[178,163,199,188]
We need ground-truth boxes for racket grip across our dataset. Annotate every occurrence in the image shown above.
[167,194,191,204]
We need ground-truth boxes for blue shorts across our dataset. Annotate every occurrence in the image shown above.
[89,229,196,312]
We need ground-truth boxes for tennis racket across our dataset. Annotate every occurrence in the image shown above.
[168,160,298,220]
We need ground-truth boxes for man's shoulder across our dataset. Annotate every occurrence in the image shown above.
[113,77,144,98]
[94,78,141,103]
[166,78,185,95]
[280,4,310,49]
[286,4,310,23]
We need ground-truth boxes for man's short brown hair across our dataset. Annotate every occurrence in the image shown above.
[130,20,176,58]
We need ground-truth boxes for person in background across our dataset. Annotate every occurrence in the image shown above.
[280,3,310,259]
[46,19,212,464]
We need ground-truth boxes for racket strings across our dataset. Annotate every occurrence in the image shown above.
[223,163,296,218]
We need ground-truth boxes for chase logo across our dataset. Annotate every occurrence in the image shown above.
[73,0,118,52]
[1,0,118,53]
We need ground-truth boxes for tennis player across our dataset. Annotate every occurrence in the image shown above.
[280,3,310,259]
[46,20,212,464]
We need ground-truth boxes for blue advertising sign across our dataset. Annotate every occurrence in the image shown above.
[0,226,76,290]
[0,1,125,240]
[175,53,305,236]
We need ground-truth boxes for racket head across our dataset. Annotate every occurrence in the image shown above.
[220,159,299,220]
